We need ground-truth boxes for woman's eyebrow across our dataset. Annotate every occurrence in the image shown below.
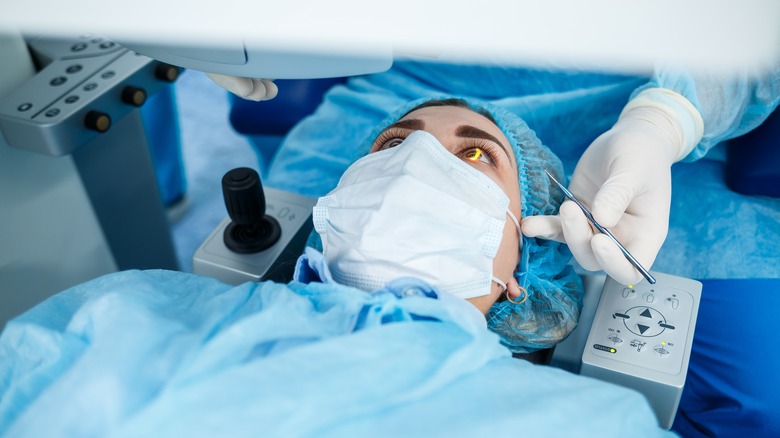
[381,118,425,133]
[456,125,512,162]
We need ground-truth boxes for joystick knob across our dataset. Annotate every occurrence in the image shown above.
[222,167,281,253]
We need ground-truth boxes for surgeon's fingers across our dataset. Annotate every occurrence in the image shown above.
[591,234,651,285]
[262,79,278,100]
[559,201,601,271]
[205,73,278,101]
[205,72,253,97]
[590,176,635,228]
[521,215,565,243]
[246,79,278,101]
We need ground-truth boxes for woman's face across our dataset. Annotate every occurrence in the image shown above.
[369,105,523,314]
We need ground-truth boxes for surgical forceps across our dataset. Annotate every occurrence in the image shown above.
[545,170,656,285]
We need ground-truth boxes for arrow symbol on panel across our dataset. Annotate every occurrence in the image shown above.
[640,309,653,318]
[637,324,650,334]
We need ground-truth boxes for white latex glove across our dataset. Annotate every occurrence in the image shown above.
[205,72,278,101]
[523,88,704,285]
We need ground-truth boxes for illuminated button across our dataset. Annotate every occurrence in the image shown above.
[593,344,617,353]
[84,111,111,133]
[643,293,655,304]
[622,288,637,299]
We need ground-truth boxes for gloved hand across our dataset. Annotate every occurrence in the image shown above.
[205,73,278,101]
[522,88,704,285]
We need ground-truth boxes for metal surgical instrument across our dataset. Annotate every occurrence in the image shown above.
[545,170,656,285]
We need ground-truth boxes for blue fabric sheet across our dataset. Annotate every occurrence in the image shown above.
[0,270,671,437]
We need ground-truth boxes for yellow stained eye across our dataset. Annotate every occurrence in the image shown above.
[466,148,491,164]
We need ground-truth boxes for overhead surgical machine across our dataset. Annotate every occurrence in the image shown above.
[0,33,183,326]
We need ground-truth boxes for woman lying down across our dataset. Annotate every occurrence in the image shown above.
[0,97,672,437]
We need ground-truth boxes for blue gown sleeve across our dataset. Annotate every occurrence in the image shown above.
[633,63,780,161]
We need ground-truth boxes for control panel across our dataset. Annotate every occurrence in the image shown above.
[193,187,316,285]
[0,34,179,156]
[580,272,701,429]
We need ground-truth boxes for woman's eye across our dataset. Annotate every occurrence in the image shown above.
[464,147,493,165]
[379,138,404,150]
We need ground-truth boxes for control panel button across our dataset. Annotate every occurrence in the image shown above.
[622,306,669,337]
[629,339,647,352]
[65,96,80,104]
[44,108,60,118]
[121,86,147,107]
[666,297,680,309]
[622,288,637,299]
[84,111,111,133]
[71,42,88,52]
[83,83,98,92]
[643,293,655,303]
[17,103,33,112]
[50,76,67,86]
[155,64,180,82]
[100,71,116,80]
[654,345,670,357]
[99,41,116,49]
[608,335,623,345]
[66,64,83,74]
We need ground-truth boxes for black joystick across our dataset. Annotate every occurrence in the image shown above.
[222,167,281,253]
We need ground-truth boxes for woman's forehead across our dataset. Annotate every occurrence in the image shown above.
[401,105,499,131]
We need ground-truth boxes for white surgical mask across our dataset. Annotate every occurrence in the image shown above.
[313,130,520,299]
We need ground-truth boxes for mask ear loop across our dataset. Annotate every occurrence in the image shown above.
[493,210,522,300]
[507,228,530,305]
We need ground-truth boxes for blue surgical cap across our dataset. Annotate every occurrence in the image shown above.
[354,96,584,354]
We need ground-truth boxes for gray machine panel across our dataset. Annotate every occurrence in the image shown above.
[0,34,180,329]
[580,273,702,429]
[0,37,175,156]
